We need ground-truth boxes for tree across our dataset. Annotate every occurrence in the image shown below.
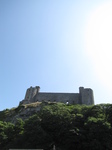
[84,117,112,150]
[23,114,50,149]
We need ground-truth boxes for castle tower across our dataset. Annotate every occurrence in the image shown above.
[25,86,40,101]
[79,87,94,105]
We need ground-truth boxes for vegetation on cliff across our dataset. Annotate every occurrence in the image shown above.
[0,103,112,149]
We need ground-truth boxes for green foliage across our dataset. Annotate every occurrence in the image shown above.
[1,103,112,149]
[0,109,10,121]
[0,121,15,149]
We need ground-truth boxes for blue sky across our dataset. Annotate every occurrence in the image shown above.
[1,0,112,110]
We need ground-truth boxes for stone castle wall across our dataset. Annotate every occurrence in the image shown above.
[33,92,80,104]
[20,86,94,105]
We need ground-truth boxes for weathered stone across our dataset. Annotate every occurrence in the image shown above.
[20,86,94,105]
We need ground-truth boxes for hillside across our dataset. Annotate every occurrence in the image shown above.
[0,102,112,150]
[0,101,50,123]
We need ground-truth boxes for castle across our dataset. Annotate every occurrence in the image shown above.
[20,86,94,105]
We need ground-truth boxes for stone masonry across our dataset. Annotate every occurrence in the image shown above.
[20,86,94,105]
